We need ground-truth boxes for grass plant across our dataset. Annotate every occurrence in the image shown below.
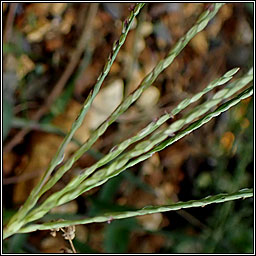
[3,3,253,246]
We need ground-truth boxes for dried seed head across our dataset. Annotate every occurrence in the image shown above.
[50,221,61,237]
[62,225,76,240]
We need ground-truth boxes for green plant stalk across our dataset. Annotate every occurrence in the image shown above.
[75,69,253,189]
[22,67,240,208]
[4,3,145,238]
[4,3,224,239]
[57,87,253,204]
[13,188,253,236]
[59,68,241,187]
[38,3,225,199]
[101,68,253,175]
[20,85,253,225]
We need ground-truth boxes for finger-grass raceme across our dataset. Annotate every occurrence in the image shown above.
[3,3,253,240]
[16,188,253,235]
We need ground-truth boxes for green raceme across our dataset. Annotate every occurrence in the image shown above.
[3,3,253,241]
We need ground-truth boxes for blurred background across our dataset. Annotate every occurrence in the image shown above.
[3,3,253,253]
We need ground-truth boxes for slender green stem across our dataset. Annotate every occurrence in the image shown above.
[38,3,225,200]
[23,67,241,209]
[58,87,253,203]
[4,3,145,238]
[12,188,252,236]
[19,85,253,225]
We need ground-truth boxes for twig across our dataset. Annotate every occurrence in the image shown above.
[3,3,99,153]
[60,227,77,253]
[68,239,76,254]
